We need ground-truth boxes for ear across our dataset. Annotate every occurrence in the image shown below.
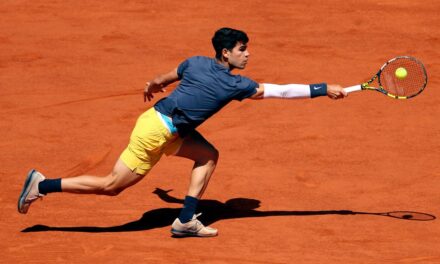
[221,48,230,60]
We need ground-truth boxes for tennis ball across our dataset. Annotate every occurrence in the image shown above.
[395,67,407,79]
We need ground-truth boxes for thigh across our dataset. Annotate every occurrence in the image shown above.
[120,108,168,175]
[175,130,218,162]
[110,158,146,189]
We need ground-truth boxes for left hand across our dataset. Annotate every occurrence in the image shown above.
[327,84,347,100]
[144,81,166,102]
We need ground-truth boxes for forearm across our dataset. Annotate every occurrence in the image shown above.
[150,73,176,88]
[144,68,179,102]
[263,83,327,99]
[250,82,346,100]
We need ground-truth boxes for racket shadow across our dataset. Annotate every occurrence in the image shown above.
[21,188,436,233]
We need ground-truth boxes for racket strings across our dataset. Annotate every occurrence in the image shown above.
[386,211,436,221]
[379,58,427,97]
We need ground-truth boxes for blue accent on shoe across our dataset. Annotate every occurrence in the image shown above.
[18,169,36,211]
[171,228,195,236]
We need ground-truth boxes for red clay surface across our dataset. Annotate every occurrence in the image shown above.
[1,0,440,263]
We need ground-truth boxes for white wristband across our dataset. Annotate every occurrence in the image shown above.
[263,83,311,99]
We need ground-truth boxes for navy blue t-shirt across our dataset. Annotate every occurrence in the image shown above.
[154,56,258,136]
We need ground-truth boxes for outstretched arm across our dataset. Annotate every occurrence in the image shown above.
[144,68,179,102]
[249,83,347,100]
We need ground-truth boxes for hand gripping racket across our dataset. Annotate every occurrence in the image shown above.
[344,56,428,99]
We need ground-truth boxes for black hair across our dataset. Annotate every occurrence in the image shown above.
[212,27,249,59]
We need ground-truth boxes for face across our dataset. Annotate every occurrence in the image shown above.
[223,42,249,69]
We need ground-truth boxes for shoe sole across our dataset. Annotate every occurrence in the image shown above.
[171,228,218,237]
[17,169,37,214]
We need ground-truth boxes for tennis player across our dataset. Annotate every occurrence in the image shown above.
[18,27,347,237]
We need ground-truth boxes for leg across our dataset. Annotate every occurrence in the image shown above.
[175,130,219,199]
[61,108,166,195]
[17,158,146,214]
[170,131,219,237]
[18,108,165,214]
[61,158,146,196]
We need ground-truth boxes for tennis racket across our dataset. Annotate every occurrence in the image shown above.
[344,56,428,99]
[360,210,436,221]
[325,210,436,221]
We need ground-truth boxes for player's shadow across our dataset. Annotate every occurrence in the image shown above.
[22,188,436,233]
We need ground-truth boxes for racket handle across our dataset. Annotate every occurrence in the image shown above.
[344,85,362,94]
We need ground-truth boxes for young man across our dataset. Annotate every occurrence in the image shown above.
[18,28,347,237]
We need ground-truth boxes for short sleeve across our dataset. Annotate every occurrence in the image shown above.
[177,59,190,79]
[235,76,259,101]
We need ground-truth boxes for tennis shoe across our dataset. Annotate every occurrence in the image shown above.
[171,213,218,237]
[18,169,45,214]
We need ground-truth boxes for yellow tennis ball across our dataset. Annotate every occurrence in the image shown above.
[395,67,407,79]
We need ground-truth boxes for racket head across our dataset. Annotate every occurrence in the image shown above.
[375,56,428,99]
[384,211,436,221]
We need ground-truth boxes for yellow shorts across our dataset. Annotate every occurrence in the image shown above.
[120,108,183,175]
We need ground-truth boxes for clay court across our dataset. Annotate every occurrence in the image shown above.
[1,0,440,263]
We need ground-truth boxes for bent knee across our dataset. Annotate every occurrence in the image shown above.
[211,148,219,162]
[202,147,219,165]
[102,186,124,196]
[100,175,125,196]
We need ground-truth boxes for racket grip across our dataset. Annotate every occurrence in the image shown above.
[344,85,362,94]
